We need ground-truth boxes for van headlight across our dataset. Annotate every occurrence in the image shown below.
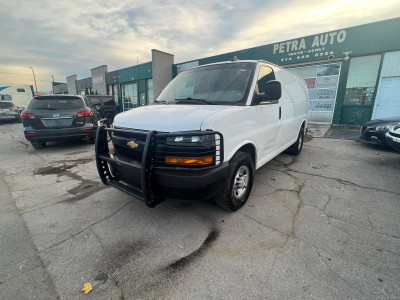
[156,132,222,167]
[166,134,214,145]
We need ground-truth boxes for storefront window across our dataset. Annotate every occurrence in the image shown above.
[343,55,381,106]
[121,83,138,111]
[288,63,341,124]
[146,79,153,104]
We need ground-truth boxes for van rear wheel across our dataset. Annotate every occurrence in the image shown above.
[286,126,304,155]
[214,151,254,211]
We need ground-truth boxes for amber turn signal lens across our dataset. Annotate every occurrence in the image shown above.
[165,156,214,166]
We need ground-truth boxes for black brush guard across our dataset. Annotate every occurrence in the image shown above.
[95,123,223,208]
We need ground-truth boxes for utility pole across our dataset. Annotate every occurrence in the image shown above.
[51,75,54,94]
[29,66,38,94]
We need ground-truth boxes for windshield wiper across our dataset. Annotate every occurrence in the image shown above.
[38,107,57,110]
[174,97,215,105]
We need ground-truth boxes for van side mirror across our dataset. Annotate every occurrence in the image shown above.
[257,80,281,104]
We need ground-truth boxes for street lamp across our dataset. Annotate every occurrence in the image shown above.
[29,66,38,94]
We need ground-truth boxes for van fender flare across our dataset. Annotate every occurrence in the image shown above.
[225,140,258,164]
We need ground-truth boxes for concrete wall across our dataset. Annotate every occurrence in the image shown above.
[91,65,108,95]
[53,82,67,94]
[76,77,92,94]
[66,75,77,95]
[152,49,174,100]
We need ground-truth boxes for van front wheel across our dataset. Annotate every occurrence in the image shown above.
[286,126,304,155]
[214,151,254,211]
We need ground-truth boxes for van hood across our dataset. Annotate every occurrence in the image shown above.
[113,104,233,132]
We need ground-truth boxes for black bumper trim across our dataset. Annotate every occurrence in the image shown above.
[95,125,225,207]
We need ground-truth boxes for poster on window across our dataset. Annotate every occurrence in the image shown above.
[317,64,340,76]
[297,66,317,78]
[285,62,341,123]
[314,88,337,100]
[305,78,316,89]
[310,100,335,112]
[315,76,339,88]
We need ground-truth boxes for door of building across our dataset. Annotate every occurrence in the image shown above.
[288,62,341,124]
[373,77,400,119]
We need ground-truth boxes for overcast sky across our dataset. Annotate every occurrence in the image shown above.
[1,0,399,92]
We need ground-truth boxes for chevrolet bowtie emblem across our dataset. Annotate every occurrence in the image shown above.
[127,141,138,149]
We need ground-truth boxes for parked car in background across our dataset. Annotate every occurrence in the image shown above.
[0,101,22,123]
[386,123,400,152]
[22,95,97,149]
[360,116,400,146]
[85,95,119,125]
[95,60,309,211]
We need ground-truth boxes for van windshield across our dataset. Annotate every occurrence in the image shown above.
[156,62,256,105]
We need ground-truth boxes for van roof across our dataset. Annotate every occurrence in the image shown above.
[186,60,284,70]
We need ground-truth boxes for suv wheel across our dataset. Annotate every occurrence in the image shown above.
[214,151,254,211]
[31,140,46,149]
[286,126,305,155]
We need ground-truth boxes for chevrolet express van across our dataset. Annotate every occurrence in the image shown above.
[95,60,309,211]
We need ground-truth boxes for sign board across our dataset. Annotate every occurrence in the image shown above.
[288,63,342,123]
[92,75,105,85]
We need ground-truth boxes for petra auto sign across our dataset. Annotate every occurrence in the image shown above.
[273,30,347,54]
[273,30,347,64]
[92,75,105,85]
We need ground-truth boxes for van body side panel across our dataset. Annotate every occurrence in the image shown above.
[201,106,258,163]
[274,67,309,142]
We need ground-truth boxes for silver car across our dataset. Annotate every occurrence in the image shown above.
[0,101,22,123]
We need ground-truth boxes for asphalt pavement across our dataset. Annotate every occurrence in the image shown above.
[0,120,399,299]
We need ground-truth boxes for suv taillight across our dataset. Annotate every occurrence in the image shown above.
[10,106,19,111]
[77,109,93,117]
[21,112,36,119]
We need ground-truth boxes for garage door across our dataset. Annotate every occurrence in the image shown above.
[373,77,400,119]
[288,62,341,124]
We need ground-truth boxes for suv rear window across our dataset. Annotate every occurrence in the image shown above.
[29,97,84,110]
[0,101,14,108]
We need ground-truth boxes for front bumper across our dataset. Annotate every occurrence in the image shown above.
[95,126,225,207]
[386,132,400,152]
[360,127,388,145]
[24,124,96,141]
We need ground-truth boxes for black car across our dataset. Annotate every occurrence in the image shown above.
[360,116,400,146]
[84,95,119,125]
[0,101,22,123]
[22,95,97,149]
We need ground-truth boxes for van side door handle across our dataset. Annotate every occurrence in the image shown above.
[279,106,282,119]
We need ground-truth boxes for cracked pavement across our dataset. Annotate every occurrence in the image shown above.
[0,120,399,299]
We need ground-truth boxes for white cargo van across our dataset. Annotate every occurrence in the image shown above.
[95,60,309,211]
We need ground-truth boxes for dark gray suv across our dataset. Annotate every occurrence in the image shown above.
[22,95,97,149]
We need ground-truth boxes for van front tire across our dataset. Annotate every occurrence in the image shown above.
[214,151,254,211]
